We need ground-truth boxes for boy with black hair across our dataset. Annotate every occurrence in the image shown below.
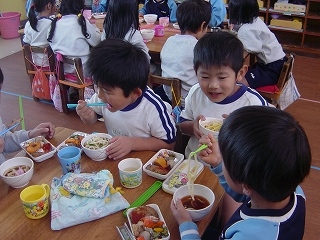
[76,39,176,160]
[172,106,311,239]
[139,0,177,22]
[179,31,268,158]
[159,0,211,108]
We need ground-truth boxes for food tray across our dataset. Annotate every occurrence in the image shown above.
[20,136,56,162]
[143,149,184,180]
[56,131,87,152]
[126,204,170,240]
[162,159,204,194]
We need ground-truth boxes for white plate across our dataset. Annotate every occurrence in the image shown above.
[173,23,180,30]
[20,136,56,162]
[127,204,170,240]
[143,149,184,180]
[56,131,87,152]
[92,13,106,19]
[162,159,204,194]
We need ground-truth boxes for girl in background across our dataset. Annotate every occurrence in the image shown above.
[92,0,108,13]
[47,0,101,76]
[23,0,56,67]
[102,0,149,58]
[228,0,286,89]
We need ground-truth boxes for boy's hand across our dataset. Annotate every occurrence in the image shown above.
[198,133,222,167]
[29,122,55,139]
[76,100,97,124]
[0,138,4,153]
[170,199,192,225]
[193,115,205,140]
[106,136,133,160]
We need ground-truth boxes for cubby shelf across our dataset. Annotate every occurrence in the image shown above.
[225,0,320,55]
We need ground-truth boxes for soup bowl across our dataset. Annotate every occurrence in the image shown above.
[173,184,215,221]
[199,117,223,139]
[0,157,34,188]
[143,14,157,24]
[81,133,112,161]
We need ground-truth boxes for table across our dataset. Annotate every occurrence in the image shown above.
[0,127,224,239]
[94,18,179,63]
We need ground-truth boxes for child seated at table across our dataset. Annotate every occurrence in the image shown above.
[76,39,176,160]
[208,0,226,28]
[23,0,56,67]
[139,0,177,23]
[171,106,311,239]
[101,0,149,59]
[178,31,268,158]
[158,0,211,108]
[47,0,101,76]
[92,0,108,13]
[0,68,55,164]
[228,0,286,89]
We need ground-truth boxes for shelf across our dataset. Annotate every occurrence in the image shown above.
[268,25,303,32]
[268,8,306,16]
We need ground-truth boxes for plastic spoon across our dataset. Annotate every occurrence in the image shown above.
[190,144,208,157]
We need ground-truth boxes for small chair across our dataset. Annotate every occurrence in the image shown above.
[148,74,189,154]
[56,54,94,114]
[256,53,295,108]
[23,44,56,101]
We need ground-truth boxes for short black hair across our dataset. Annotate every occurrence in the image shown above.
[219,106,311,202]
[86,39,150,97]
[176,0,211,34]
[0,67,3,89]
[228,0,259,25]
[194,31,244,75]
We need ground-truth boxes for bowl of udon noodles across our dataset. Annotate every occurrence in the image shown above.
[0,157,34,188]
[199,117,223,139]
[81,133,112,161]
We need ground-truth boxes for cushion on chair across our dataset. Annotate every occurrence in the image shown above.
[64,73,93,84]
[256,85,279,93]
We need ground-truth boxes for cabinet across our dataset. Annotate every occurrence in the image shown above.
[225,0,320,55]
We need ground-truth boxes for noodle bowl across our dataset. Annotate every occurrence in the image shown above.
[81,133,112,161]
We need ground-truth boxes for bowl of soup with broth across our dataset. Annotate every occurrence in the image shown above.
[81,133,112,161]
[0,157,34,188]
[199,117,223,139]
[173,184,215,221]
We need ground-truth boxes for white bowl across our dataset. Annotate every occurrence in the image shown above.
[199,117,223,139]
[140,29,155,41]
[20,136,56,162]
[0,157,34,188]
[173,184,215,221]
[127,204,170,240]
[143,149,184,180]
[81,133,112,161]
[143,14,157,24]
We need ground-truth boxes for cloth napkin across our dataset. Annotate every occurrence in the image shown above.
[50,170,129,230]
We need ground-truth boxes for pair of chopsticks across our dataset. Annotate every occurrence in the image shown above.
[0,119,23,137]
[67,103,106,108]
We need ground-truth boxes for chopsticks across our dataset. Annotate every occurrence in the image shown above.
[0,119,22,137]
[67,103,107,108]
[123,180,162,217]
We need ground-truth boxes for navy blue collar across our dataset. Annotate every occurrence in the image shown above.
[120,89,145,112]
[218,84,247,104]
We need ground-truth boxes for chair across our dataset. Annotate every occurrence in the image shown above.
[148,74,189,154]
[256,53,295,108]
[23,44,56,101]
[56,54,94,114]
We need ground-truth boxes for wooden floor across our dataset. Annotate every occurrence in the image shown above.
[0,51,320,239]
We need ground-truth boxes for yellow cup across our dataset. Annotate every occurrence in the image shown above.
[20,184,50,219]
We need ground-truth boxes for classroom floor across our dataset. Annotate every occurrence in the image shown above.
[0,35,320,239]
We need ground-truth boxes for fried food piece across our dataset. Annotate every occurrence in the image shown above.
[26,142,41,154]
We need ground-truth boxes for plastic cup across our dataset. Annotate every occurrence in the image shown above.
[57,146,81,174]
[118,158,142,188]
[159,17,169,27]
[20,184,50,219]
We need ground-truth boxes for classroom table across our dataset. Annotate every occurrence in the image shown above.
[0,127,224,239]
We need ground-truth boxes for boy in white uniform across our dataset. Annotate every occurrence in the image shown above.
[179,31,268,158]
[76,39,176,160]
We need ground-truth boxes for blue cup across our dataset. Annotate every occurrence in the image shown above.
[57,146,81,174]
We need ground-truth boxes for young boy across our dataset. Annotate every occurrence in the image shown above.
[76,39,176,160]
[179,31,268,158]
[139,0,177,23]
[159,0,211,108]
[171,106,311,239]
[0,68,55,164]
